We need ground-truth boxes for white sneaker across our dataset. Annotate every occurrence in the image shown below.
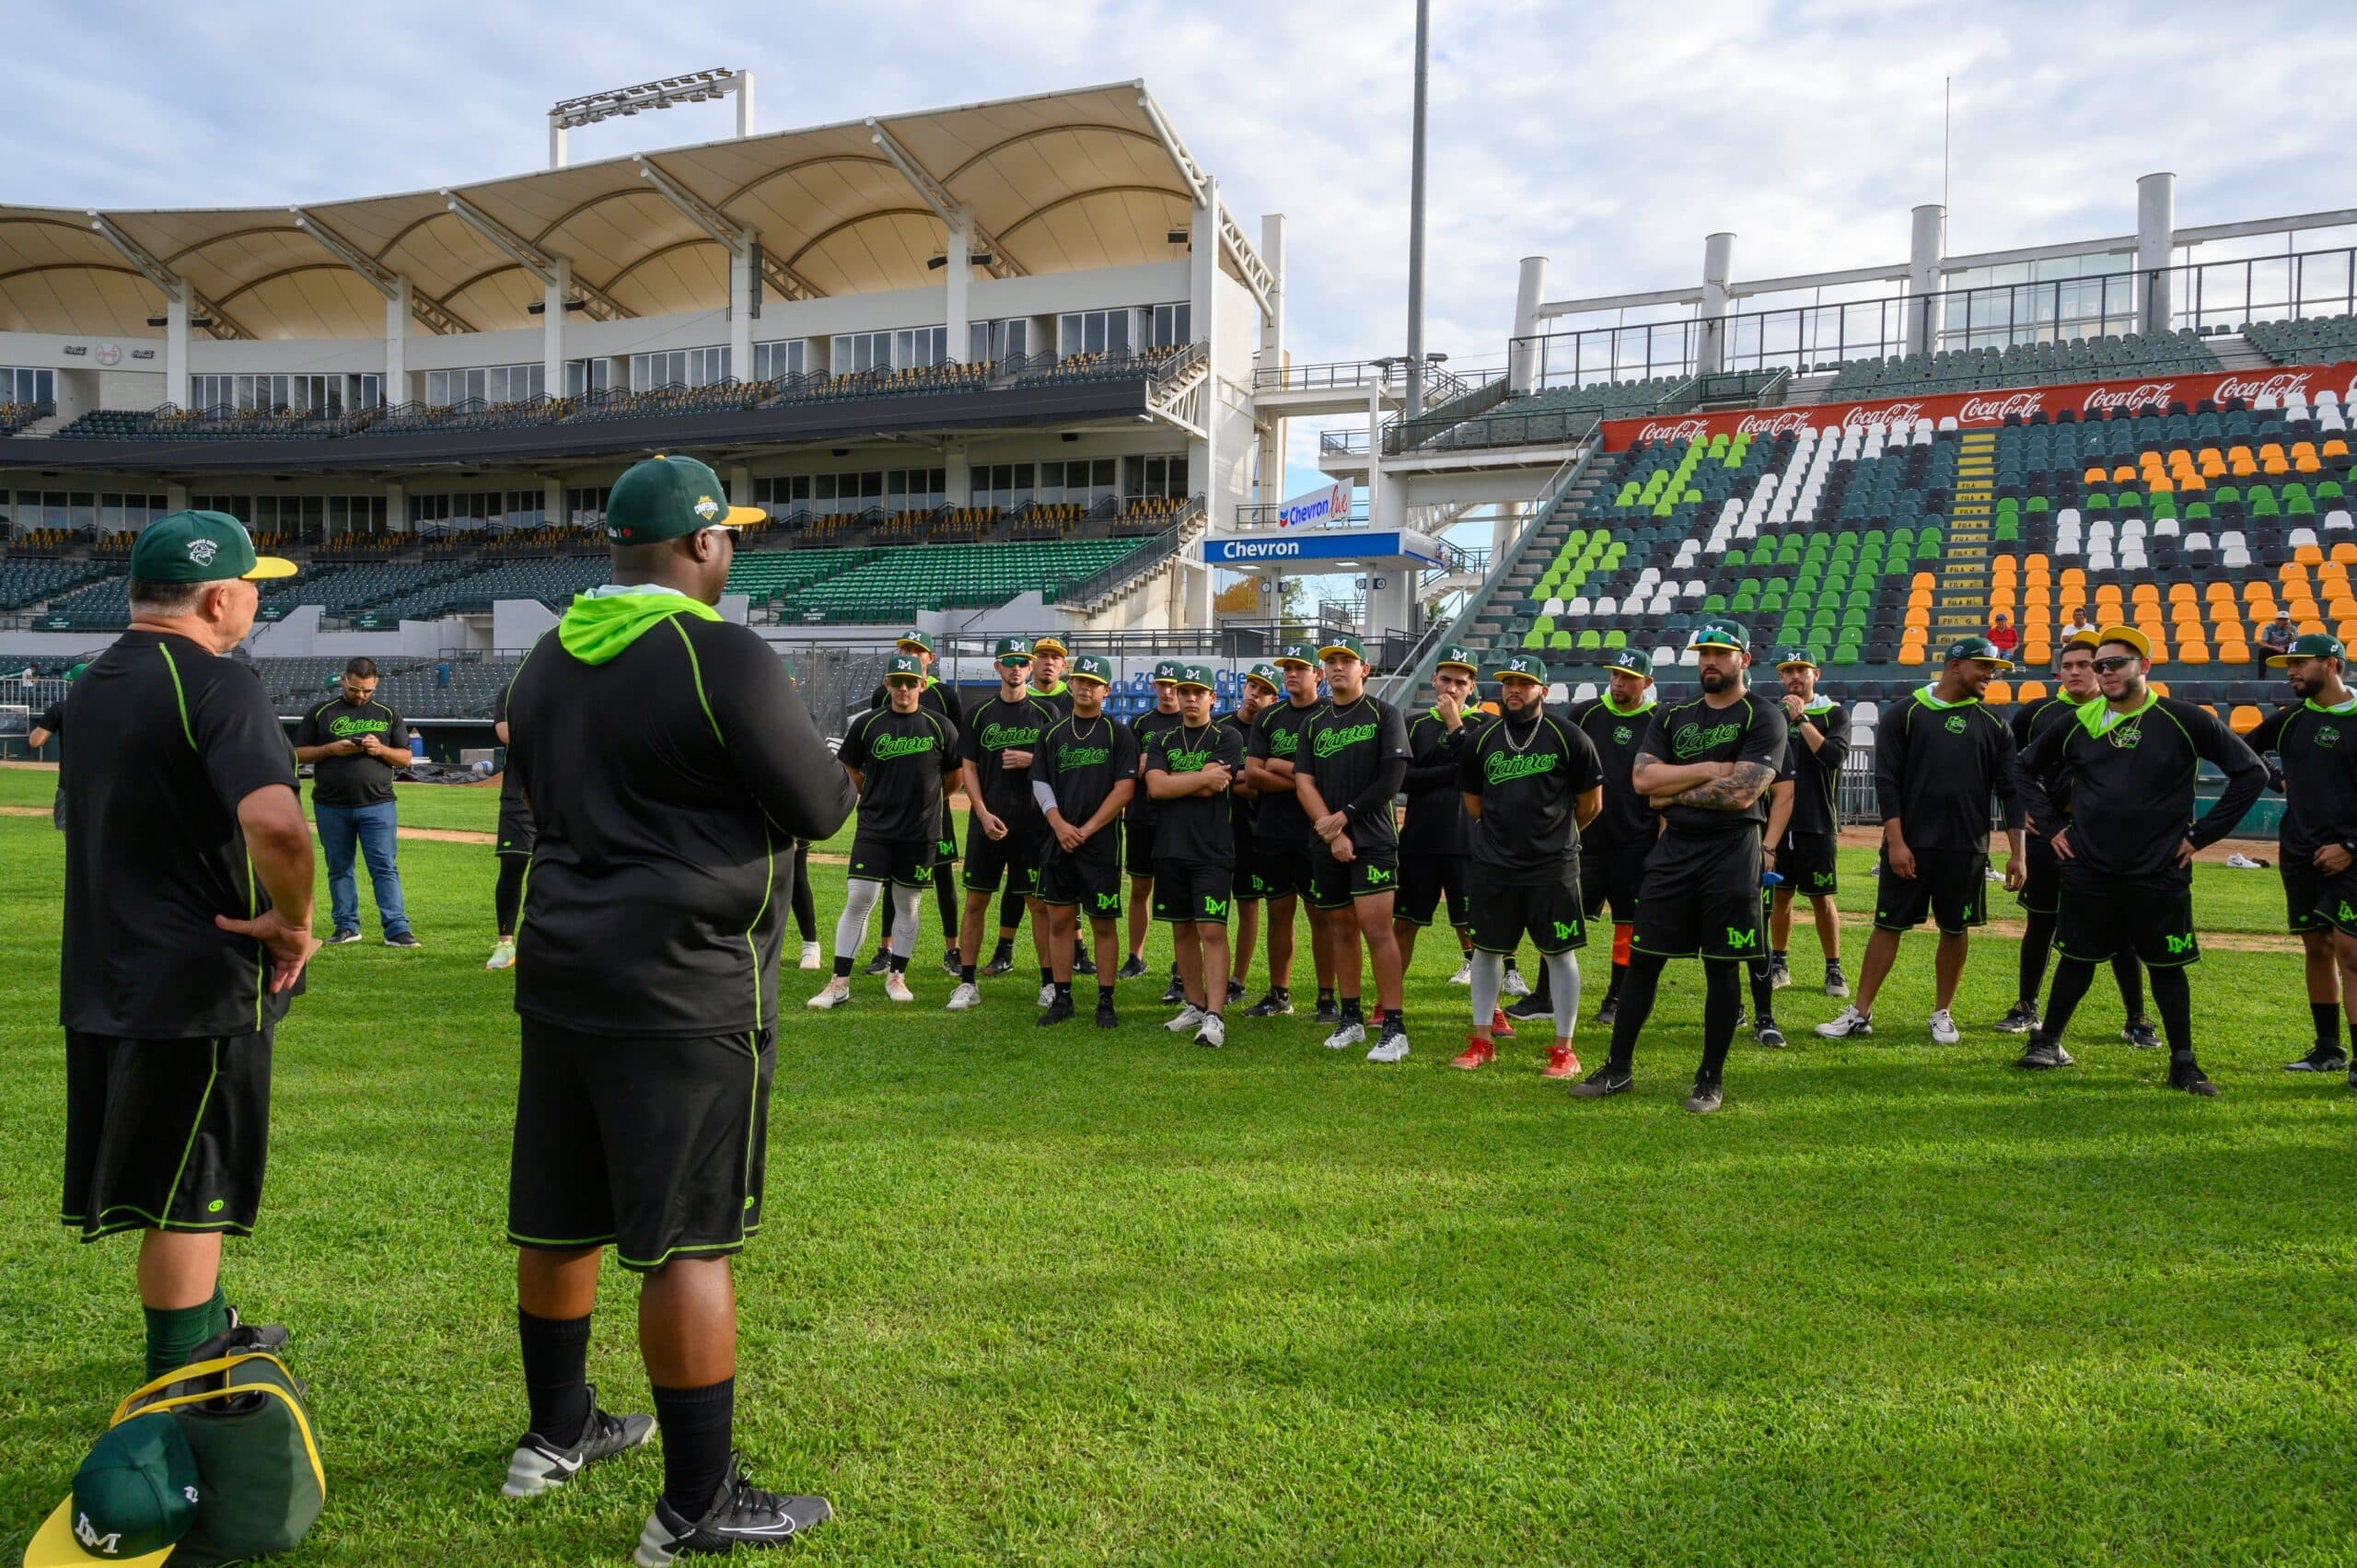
[1322,1018,1366,1050]
[1192,1014,1225,1048]
[946,981,981,1011]
[1501,969,1531,998]
[1814,1005,1873,1039]
[1037,982,1056,1007]
[1929,1008,1961,1045]
[807,977,851,1010]
[484,936,517,971]
[1448,958,1472,985]
[798,940,822,970]
[2224,851,2263,869]
[884,972,915,1003]
[1166,1003,1206,1033]
[1365,1029,1411,1063]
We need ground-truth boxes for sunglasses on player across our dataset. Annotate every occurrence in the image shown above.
[2091,656,2140,673]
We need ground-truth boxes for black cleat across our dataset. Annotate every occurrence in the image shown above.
[633,1455,830,1564]
[1314,998,1343,1026]
[325,928,363,946]
[1074,953,1097,977]
[2014,1036,2075,1071]
[862,950,892,977]
[981,952,1016,978]
[1994,1002,2039,1035]
[1755,1016,1786,1049]
[503,1387,656,1498]
[1684,1075,1724,1114]
[1504,993,1552,1021]
[2285,1042,2351,1073]
[383,930,423,948]
[1036,996,1075,1028]
[1595,995,1620,1026]
[1567,1064,1633,1099]
[1095,999,1120,1029]
[2119,1019,2164,1051]
[937,953,963,980]
[1767,956,1792,991]
[1242,989,1294,1017]
[1823,963,1850,999]
[2167,1058,2219,1097]
[1160,976,1187,1005]
[1225,977,1247,1005]
[1116,956,1148,981]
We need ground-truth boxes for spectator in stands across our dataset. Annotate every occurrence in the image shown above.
[294,656,418,947]
[435,658,452,689]
[1986,613,2019,657]
[2062,606,2097,642]
[2258,612,2298,659]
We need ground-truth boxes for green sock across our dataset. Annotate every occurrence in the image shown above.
[144,1283,228,1381]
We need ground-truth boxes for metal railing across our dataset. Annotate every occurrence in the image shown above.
[1061,523,1182,608]
[1251,358,1409,393]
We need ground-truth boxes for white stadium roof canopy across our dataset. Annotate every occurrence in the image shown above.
[0,80,1220,342]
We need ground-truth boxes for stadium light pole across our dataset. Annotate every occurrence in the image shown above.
[547,68,753,169]
[1402,0,1431,422]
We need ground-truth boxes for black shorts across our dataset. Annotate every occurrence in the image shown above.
[2055,871,2200,968]
[2018,832,2063,915]
[1039,836,1123,919]
[1232,830,1261,900]
[508,1018,773,1272]
[1874,847,1989,935]
[936,816,960,866]
[1773,830,1839,899]
[963,817,1042,895]
[1152,858,1234,924]
[1632,830,1763,962]
[1307,842,1401,910]
[848,832,938,888]
[1398,854,1470,928]
[1469,870,1588,956]
[64,1029,273,1242]
[1580,841,1653,924]
[1125,818,1158,877]
[495,791,537,858]
[1253,841,1315,902]
[2282,858,2357,937]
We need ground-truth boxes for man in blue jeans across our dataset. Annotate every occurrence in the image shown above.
[294,656,418,947]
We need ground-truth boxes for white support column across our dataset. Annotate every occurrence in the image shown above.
[385,276,411,403]
[1698,232,1736,377]
[1509,256,1548,394]
[2137,172,2177,336]
[548,117,566,170]
[166,482,191,514]
[164,281,192,409]
[1257,214,1285,505]
[726,463,751,507]
[945,446,970,505]
[727,247,754,377]
[1907,205,1946,357]
[1364,384,1383,523]
[734,72,755,138]
[543,258,569,392]
[386,481,407,536]
[944,214,971,364]
[543,477,565,528]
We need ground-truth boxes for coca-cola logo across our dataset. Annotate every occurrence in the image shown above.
[1958,391,2047,423]
[1734,411,1816,436]
[1840,401,1923,429]
[2082,381,2177,415]
[1633,418,1709,444]
[2210,371,2312,405]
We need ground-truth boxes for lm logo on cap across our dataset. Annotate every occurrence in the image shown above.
[186,539,218,566]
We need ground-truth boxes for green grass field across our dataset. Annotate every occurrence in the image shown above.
[1,769,2351,1564]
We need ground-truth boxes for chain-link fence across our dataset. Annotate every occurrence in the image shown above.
[0,674,71,759]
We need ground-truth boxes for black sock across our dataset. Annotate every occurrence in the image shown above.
[1606,958,1627,1002]
[517,1308,592,1441]
[889,953,909,973]
[1054,981,1073,1001]
[1271,984,1290,1000]
[1098,985,1116,1008]
[1318,987,1336,1008]
[1699,961,1742,1082]
[1039,967,1052,988]
[2040,956,2099,1046]
[1341,995,1363,1021]
[960,964,977,984]
[1605,952,1667,1073]
[2019,909,2057,1007]
[2149,964,2196,1060]
[993,939,1014,961]
[1771,947,1787,962]
[1747,958,1774,1019]
[652,1376,736,1519]
[1387,1006,1407,1031]
[832,956,853,980]
[2313,1001,2340,1047]
[2112,952,2148,1022]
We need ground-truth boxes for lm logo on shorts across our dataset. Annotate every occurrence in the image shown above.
[1552,919,1576,941]
[1202,895,1229,918]
[2165,932,2197,955]
[2339,900,2356,924]
[912,865,934,884]
[1812,870,1835,889]
[1725,926,1758,949]
[1094,891,1119,912]
[1364,865,1392,887]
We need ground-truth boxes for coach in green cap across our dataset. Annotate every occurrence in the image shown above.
[499,453,855,1556]
[1123,658,1190,989]
[59,510,313,1388]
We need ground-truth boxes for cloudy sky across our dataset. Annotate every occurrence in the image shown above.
[7,0,2353,495]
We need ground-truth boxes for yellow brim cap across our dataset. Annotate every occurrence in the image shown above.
[712,504,767,528]
[26,1497,176,1568]
[2093,625,2150,659]
[241,555,298,581]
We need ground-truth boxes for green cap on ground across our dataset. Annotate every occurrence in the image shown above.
[2266,632,2347,667]
[885,653,925,681]
[896,629,933,655]
[1069,653,1113,685]
[129,511,296,584]
[1772,645,1819,669]
[1434,644,1478,673]
[1152,659,1183,684]
[1944,634,2017,669]
[1491,652,1550,685]
[1172,663,1216,691]
[1603,647,1653,677]
[991,636,1033,663]
[1687,618,1749,653]
[1243,662,1282,691]
[1318,633,1368,663]
[1273,643,1319,668]
[48,1414,199,1566]
[602,455,765,544]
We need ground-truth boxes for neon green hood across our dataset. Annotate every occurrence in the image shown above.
[557,588,722,665]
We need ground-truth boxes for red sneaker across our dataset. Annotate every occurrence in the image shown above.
[1542,1044,1580,1079]
[1449,1036,1496,1070]
[1491,1007,1515,1038]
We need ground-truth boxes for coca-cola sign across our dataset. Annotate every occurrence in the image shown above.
[1598,359,2357,450]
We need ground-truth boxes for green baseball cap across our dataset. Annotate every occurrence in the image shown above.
[2266,632,2347,667]
[1069,653,1113,685]
[27,1414,200,1567]
[1772,645,1819,670]
[129,511,296,584]
[1243,662,1282,692]
[895,629,933,655]
[1318,633,1368,663]
[1491,652,1550,685]
[1152,660,1183,684]
[991,636,1033,664]
[1688,618,1749,653]
[1273,643,1319,668]
[1434,644,1478,674]
[1602,647,1653,677]
[884,653,925,681]
[1172,663,1216,692]
[603,455,765,544]
[1944,634,2016,670]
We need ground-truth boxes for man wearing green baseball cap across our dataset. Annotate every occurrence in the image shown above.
[1817,634,2024,1051]
[500,452,855,1555]
[1221,665,1284,1008]
[2009,627,2265,1095]
[1240,643,1337,1021]
[1396,645,1483,1003]
[1763,646,1852,1006]
[1297,633,1415,1061]
[59,509,314,1389]
[2249,633,2357,1079]
[1545,645,1660,1028]
[1029,634,1074,714]
[26,1413,201,1568]
[1570,617,1785,1114]
[1142,663,1248,1047]
[945,639,1059,1013]
[1123,659,1190,993]
[1031,654,1141,1027]
[863,630,966,978]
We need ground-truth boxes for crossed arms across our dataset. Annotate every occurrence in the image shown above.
[1631,751,1778,811]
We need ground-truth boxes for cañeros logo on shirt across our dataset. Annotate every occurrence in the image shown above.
[1313,722,1377,757]
[868,733,937,759]
[1671,721,1742,758]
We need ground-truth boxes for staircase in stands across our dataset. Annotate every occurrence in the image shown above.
[1934,431,1996,639]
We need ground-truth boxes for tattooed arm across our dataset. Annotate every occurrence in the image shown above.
[1660,760,1778,811]
[1631,749,1730,798]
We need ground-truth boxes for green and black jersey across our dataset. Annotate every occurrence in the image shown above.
[1639,690,1790,837]
[2246,698,2357,861]
[1782,698,1850,836]
[1029,714,1140,833]
[1297,694,1411,855]
[1143,719,1247,866]
[1247,697,1326,843]
[1568,694,1659,851]
[293,694,408,807]
[1873,686,2021,851]
[1399,708,1474,857]
[958,691,1060,824]
[60,630,304,1038]
[1127,705,1187,829]
[2014,693,2266,877]
[840,705,960,843]
[1032,679,1074,717]
[1458,711,1606,884]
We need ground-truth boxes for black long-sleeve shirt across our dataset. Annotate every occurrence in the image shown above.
[1297,694,1411,854]
[1782,699,1851,836]
[1875,687,2022,852]
[1567,696,1660,852]
[2013,692,2265,878]
[1399,708,1473,856]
